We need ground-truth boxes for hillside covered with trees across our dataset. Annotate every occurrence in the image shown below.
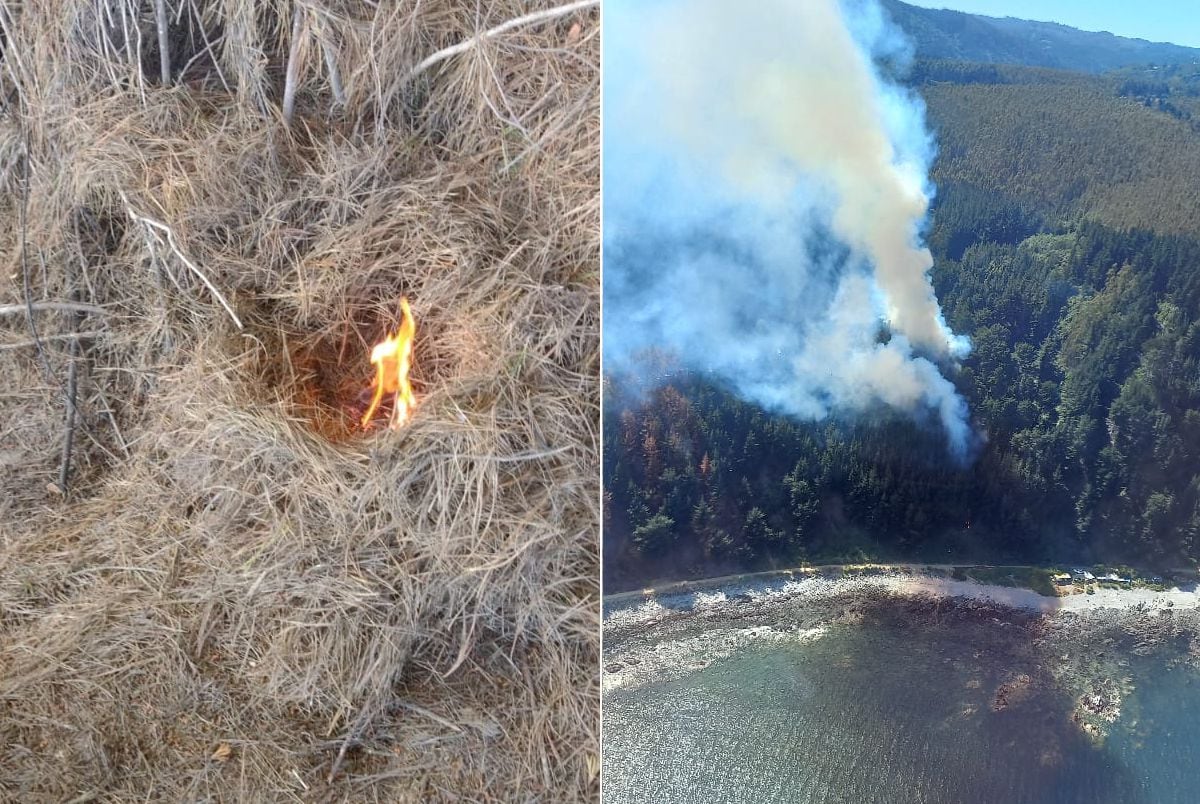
[921,62,1200,237]
[882,0,1200,74]
[604,18,1200,591]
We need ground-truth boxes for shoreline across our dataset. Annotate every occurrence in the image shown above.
[603,563,1200,622]
[602,563,1200,712]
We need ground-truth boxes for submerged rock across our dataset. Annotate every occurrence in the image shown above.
[991,673,1034,712]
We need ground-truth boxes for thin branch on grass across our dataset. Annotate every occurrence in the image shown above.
[58,247,84,494]
[187,0,232,92]
[397,701,462,733]
[0,332,100,351]
[326,737,357,784]
[12,99,54,383]
[179,33,226,86]
[95,4,123,94]
[57,349,79,491]
[155,0,171,83]
[282,3,305,124]
[440,445,573,463]
[407,0,597,80]
[92,382,131,459]
[318,23,345,106]
[36,254,121,467]
[121,195,243,329]
[307,2,345,106]
[475,5,531,140]
[0,4,32,90]
[327,704,373,783]
[6,74,120,479]
[119,0,148,104]
[0,301,108,317]
[140,222,188,297]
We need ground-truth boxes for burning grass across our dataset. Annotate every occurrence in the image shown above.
[0,1,599,800]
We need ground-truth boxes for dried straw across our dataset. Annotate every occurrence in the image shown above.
[0,0,600,800]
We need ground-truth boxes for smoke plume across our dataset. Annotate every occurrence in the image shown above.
[604,0,975,456]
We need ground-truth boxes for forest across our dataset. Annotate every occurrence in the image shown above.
[604,53,1200,590]
[881,0,1200,74]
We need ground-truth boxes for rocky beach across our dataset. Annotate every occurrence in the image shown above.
[603,566,1200,804]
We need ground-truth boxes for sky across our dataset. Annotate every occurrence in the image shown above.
[903,0,1200,49]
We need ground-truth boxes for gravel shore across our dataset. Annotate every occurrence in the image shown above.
[604,566,1200,634]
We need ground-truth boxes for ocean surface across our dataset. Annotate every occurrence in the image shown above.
[603,594,1200,804]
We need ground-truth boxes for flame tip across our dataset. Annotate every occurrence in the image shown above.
[360,299,417,430]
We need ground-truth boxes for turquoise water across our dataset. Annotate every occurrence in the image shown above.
[1106,656,1200,801]
[604,609,1200,803]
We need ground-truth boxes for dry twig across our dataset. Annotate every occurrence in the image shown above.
[57,249,84,494]
[283,3,305,123]
[0,301,108,317]
[408,0,598,79]
[155,0,171,83]
[121,195,243,329]
[314,7,346,106]
[0,332,100,351]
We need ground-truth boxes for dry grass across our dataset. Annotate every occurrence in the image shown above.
[0,1,599,801]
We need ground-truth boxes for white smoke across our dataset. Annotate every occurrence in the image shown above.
[604,0,975,457]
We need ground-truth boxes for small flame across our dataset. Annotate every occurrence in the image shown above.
[361,297,416,430]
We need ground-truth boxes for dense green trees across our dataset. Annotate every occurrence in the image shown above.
[926,81,1200,240]
[605,221,1200,590]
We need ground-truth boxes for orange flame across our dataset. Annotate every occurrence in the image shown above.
[361,297,416,430]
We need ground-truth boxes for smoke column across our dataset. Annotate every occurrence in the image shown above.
[604,0,975,457]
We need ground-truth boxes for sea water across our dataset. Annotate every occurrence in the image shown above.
[603,602,1200,804]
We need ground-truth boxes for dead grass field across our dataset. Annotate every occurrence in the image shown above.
[0,1,599,800]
